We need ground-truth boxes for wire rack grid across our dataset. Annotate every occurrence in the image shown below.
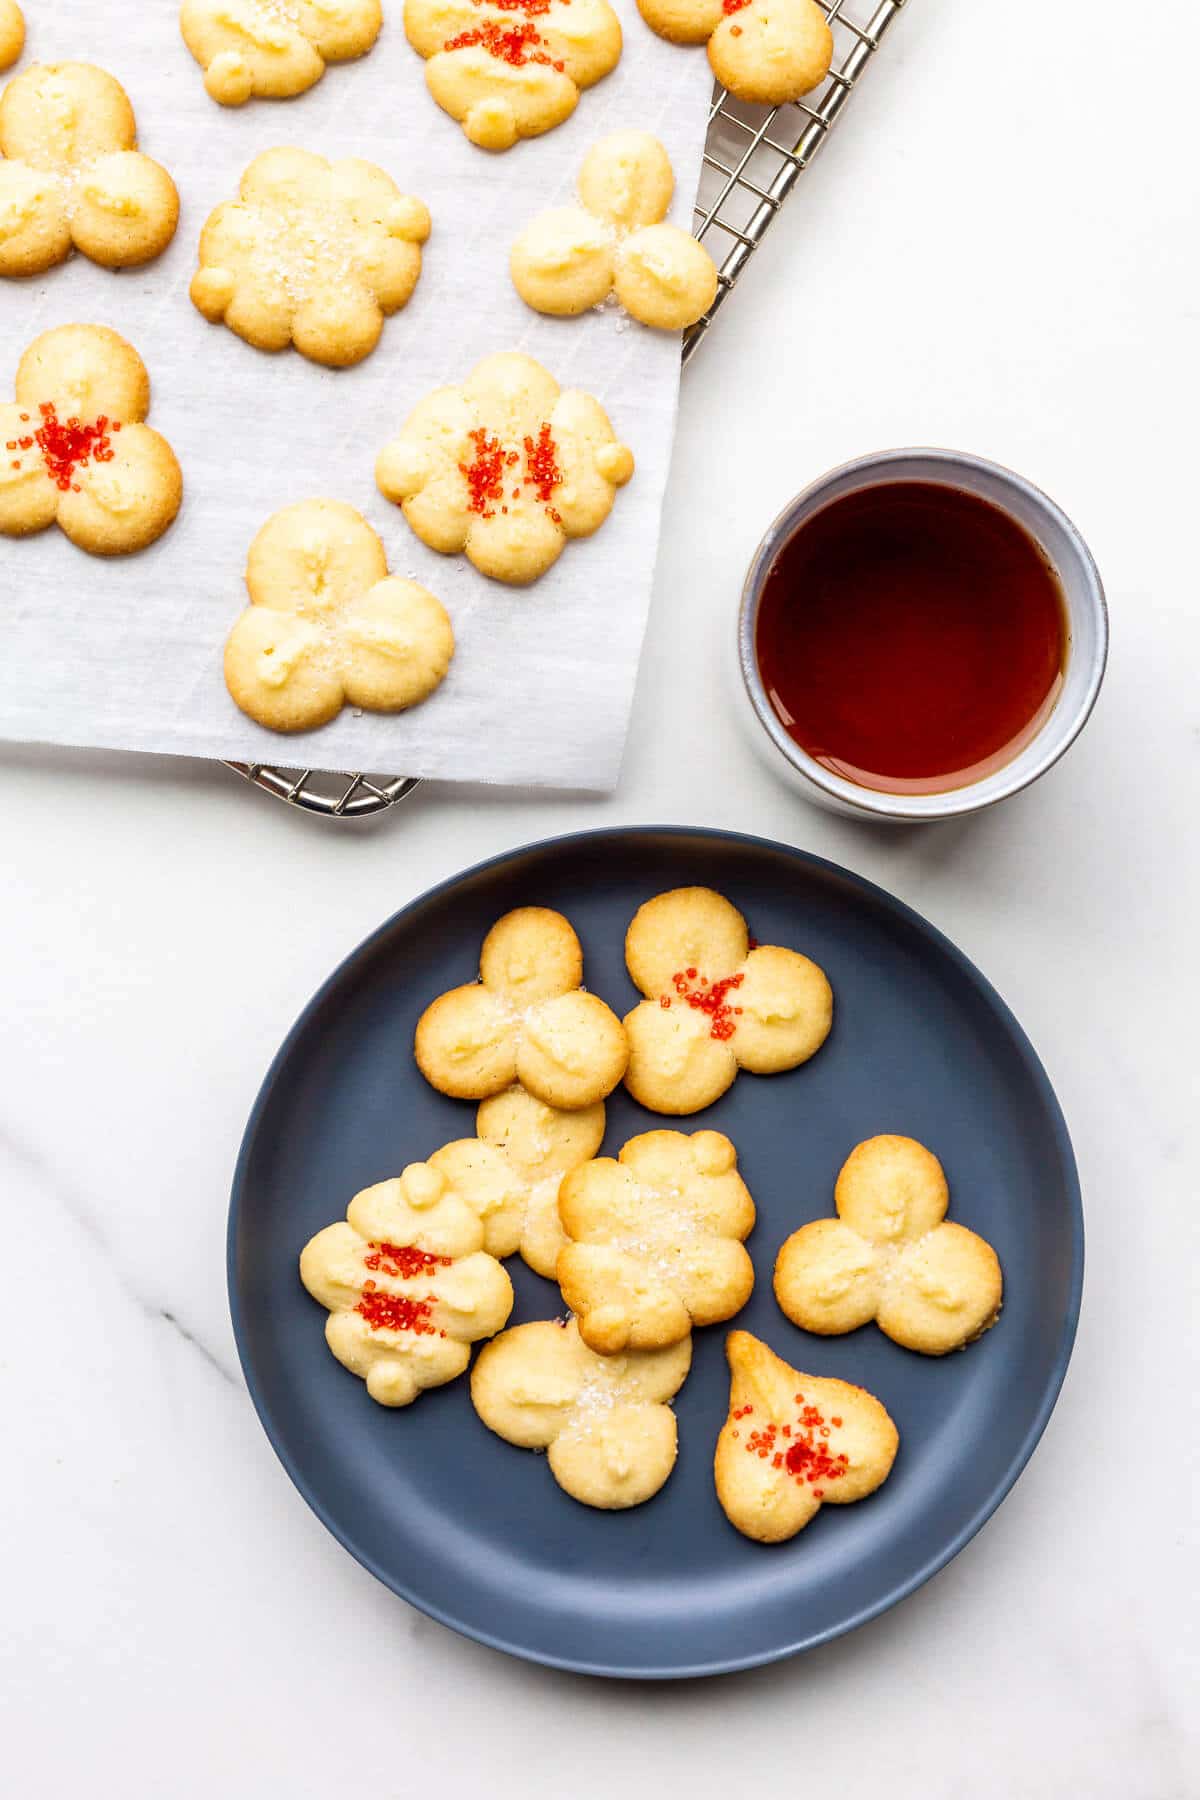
[228,0,907,820]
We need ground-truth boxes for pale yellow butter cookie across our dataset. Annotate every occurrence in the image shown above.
[0,2,25,74]
[0,63,179,276]
[376,351,633,584]
[191,147,430,369]
[715,1331,898,1543]
[510,130,717,331]
[773,1135,1004,1355]
[181,0,383,106]
[223,499,453,733]
[471,1318,692,1508]
[0,324,181,555]
[404,1087,603,1274]
[557,1128,755,1354]
[623,887,832,1115]
[404,0,621,151]
[636,0,832,105]
[300,1160,514,1407]
[415,907,628,1109]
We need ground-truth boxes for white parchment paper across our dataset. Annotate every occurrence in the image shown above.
[0,0,711,788]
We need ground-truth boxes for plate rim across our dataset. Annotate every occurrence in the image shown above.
[227,824,1085,1680]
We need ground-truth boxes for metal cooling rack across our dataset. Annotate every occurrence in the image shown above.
[228,0,906,819]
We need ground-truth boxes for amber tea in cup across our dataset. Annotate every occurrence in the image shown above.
[754,481,1069,796]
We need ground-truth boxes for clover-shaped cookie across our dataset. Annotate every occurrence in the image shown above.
[715,1331,898,1542]
[181,0,383,106]
[404,0,621,151]
[191,147,431,369]
[774,1135,1004,1355]
[427,1084,605,1277]
[300,1159,514,1406]
[0,325,182,555]
[0,62,179,277]
[0,3,25,75]
[376,351,633,585]
[622,887,833,1116]
[637,0,833,106]
[557,1128,755,1354]
[472,1318,692,1508]
[223,499,454,733]
[510,130,718,331]
[416,907,629,1110]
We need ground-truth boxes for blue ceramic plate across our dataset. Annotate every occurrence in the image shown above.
[229,828,1083,1678]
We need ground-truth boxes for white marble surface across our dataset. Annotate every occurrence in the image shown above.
[2,2,1198,1794]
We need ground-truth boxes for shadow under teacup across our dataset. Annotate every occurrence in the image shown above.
[736,449,1108,823]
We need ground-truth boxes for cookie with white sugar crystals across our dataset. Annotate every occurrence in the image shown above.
[556,1128,756,1354]
[181,0,383,105]
[191,147,430,369]
[472,1318,692,1509]
[623,886,832,1115]
[299,1160,514,1408]
[510,130,718,330]
[404,0,621,151]
[376,352,633,585]
[715,1331,898,1543]
[415,907,628,1110]
[0,62,178,276]
[223,499,453,733]
[0,325,181,555]
[637,0,832,107]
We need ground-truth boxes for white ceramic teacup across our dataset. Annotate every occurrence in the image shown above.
[735,449,1108,823]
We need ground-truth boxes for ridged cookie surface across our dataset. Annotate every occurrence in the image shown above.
[180,0,383,105]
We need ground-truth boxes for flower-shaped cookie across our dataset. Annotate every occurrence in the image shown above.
[428,1084,605,1276]
[223,499,454,733]
[637,0,833,106]
[415,907,629,1110]
[191,148,431,369]
[472,1318,692,1508]
[774,1135,1004,1355]
[715,1331,898,1542]
[300,1159,514,1407]
[622,887,833,1116]
[404,0,621,151]
[557,1128,755,1354]
[0,325,182,555]
[510,130,718,331]
[376,351,633,584]
[0,62,179,277]
[180,0,383,106]
[0,2,25,75]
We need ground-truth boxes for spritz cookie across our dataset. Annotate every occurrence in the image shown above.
[223,500,453,733]
[557,1129,755,1354]
[415,907,628,1109]
[376,352,634,585]
[299,1160,514,1407]
[0,325,181,555]
[0,63,179,276]
[510,130,718,330]
[411,1087,604,1274]
[472,1084,605,1275]
[714,1331,898,1543]
[191,147,430,369]
[181,0,383,106]
[774,1135,1004,1355]
[472,1318,692,1509]
[637,0,833,106]
[0,2,25,74]
[623,887,832,1115]
[404,0,621,151]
